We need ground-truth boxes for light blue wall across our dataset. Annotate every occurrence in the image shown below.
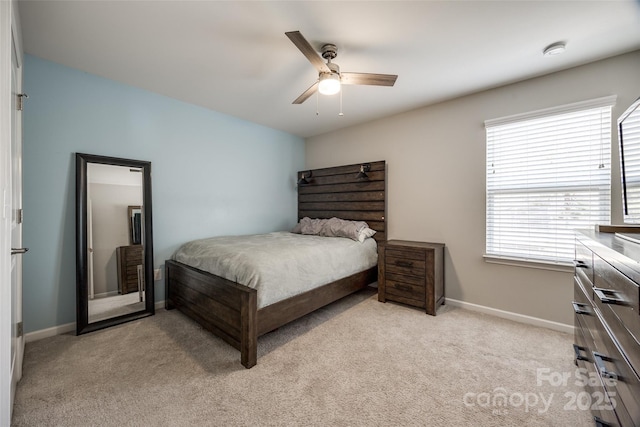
[23,54,304,333]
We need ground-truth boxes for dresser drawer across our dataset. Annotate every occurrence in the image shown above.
[126,253,143,264]
[574,309,595,366]
[590,317,640,425]
[593,255,640,371]
[574,277,597,348]
[592,372,625,427]
[574,321,619,425]
[575,240,595,288]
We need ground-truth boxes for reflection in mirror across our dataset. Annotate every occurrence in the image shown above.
[128,205,142,245]
[87,164,144,322]
[620,96,640,223]
[76,153,154,334]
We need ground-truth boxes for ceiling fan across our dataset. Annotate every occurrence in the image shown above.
[285,31,398,104]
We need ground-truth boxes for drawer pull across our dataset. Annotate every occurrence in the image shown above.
[394,260,414,268]
[571,302,591,315]
[593,287,627,306]
[573,344,589,362]
[573,259,588,268]
[394,284,412,292]
[593,416,613,427]
[592,352,618,381]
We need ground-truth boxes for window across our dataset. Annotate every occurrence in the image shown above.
[485,96,615,266]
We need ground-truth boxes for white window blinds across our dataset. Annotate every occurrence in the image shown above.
[485,96,615,265]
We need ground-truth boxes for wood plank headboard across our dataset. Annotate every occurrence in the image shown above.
[297,160,387,242]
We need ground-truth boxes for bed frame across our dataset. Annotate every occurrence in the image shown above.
[165,160,386,368]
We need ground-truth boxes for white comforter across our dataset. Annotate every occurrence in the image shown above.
[172,231,378,308]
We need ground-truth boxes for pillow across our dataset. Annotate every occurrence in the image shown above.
[357,227,377,243]
[291,217,323,234]
[320,217,365,240]
[300,217,325,235]
[292,217,376,242]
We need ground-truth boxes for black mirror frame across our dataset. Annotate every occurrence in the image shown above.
[75,153,155,334]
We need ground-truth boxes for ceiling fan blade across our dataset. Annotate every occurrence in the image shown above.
[341,72,398,87]
[293,81,319,104]
[286,31,330,73]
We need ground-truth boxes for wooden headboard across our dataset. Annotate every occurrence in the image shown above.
[297,160,386,242]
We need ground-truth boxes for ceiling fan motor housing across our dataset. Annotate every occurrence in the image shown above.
[321,43,338,61]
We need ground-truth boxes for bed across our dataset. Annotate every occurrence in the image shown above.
[165,160,386,368]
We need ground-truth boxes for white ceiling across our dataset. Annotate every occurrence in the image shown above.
[18,0,640,138]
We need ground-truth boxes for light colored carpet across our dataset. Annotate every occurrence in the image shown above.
[12,288,592,426]
[89,292,144,323]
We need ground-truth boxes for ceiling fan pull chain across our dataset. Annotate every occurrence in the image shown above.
[316,90,319,116]
[339,89,344,117]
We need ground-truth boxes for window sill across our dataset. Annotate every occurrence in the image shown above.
[483,255,574,273]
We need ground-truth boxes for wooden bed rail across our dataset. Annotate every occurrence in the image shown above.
[165,259,258,368]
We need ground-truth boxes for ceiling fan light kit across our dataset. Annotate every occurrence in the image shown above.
[318,73,341,95]
[285,30,398,106]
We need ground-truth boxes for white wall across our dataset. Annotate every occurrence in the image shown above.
[306,50,640,326]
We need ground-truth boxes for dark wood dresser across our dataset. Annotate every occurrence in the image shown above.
[574,230,640,426]
[378,240,445,315]
[116,244,143,294]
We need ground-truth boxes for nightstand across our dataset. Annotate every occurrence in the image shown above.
[378,240,445,315]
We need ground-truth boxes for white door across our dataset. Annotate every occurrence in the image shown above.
[1,1,23,422]
[9,22,25,414]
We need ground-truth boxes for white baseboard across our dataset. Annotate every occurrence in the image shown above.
[445,298,574,334]
[25,300,167,343]
[25,322,75,343]
[26,299,573,342]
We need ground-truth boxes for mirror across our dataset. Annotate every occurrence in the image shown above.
[76,153,154,334]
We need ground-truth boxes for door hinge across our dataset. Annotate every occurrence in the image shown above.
[16,208,23,224]
[17,322,23,338]
[16,93,28,111]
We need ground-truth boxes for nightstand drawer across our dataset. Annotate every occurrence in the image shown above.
[386,272,425,288]
[385,254,425,277]
[386,248,427,261]
[386,279,425,301]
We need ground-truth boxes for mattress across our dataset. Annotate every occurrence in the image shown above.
[172,231,378,309]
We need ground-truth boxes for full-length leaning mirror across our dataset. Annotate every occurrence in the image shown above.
[76,153,154,334]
